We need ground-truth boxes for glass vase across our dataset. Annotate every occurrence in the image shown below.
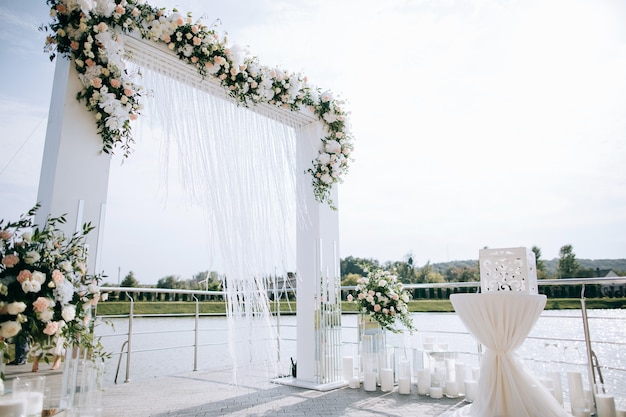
[58,346,104,416]
[358,314,388,384]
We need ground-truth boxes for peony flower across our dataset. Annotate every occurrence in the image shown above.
[43,321,59,336]
[1,254,19,268]
[33,297,52,313]
[6,302,26,315]
[17,269,32,283]
[0,321,21,339]
[52,269,65,284]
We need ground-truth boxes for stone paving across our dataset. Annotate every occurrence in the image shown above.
[98,368,466,417]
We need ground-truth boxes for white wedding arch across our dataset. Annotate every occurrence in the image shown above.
[38,0,352,389]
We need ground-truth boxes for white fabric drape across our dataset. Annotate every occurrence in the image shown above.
[450,293,568,417]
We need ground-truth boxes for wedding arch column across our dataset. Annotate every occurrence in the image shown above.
[37,56,111,275]
[294,121,342,389]
[37,32,344,388]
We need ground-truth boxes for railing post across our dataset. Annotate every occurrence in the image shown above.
[193,295,199,371]
[580,285,597,407]
[125,292,134,383]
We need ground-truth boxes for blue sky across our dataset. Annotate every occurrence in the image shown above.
[1,0,625,284]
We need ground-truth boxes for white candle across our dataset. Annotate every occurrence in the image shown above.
[615,409,626,417]
[596,394,617,417]
[363,371,377,391]
[548,371,563,405]
[0,399,26,416]
[572,410,591,417]
[472,367,480,381]
[380,368,394,392]
[455,363,466,395]
[445,358,456,381]
[349,377,360,389]
[423,343,434,351]
[417,368,431,396]
[342,356,354,382]
[398,377,411,395]
[464,380,477,402]
[430,386,443,399]
[445,380,459,397]
[568,371,586,414]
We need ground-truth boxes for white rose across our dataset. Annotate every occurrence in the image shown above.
[24,251,41,265]
[324,140,341,154]
[62,305,76,322]
[39,309,54,323]
[60,260,73,272]
[320,174,333,184]
[21,280,34,293]
[87,283,99,294]
[30,280,42,293]
[6,302,27,315]
[317,153,331,165]
[31,271,46,283]
[0,321,21,339]
[379,280,387,287]
[21,232,32,242]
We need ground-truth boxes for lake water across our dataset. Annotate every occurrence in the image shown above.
[95,309,626,400]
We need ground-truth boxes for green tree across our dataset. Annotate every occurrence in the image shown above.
[157,275,185,289]
[532,246,548,279]
[557,244,580,278]
[340,256,380,277]
[120,271,139,287]
[341,273,361,286]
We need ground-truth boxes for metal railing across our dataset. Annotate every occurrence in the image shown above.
[97,277,626,394]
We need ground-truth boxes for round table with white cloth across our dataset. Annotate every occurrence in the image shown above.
[450,292,568,417]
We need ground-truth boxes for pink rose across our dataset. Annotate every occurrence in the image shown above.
[43,321,59,336]
[91,78,102,88]
[17,269,32,283]
[97,22,108,32]
[110,79,121,89]
[373,304,381,312]
[1,254,19,268]
[0,230,12,240]
[32,297,51,313]
[115,5,124,14]
[52,269,64,284]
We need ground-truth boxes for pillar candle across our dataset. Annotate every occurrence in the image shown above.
[455,363,466,395]
[380,368,394,392]
[615,409,626,417]
[572,410,591,417]
[445,358,456,381]
[417,369,431,396]
[398,378,411,395]
[430,386,443,399]
[596,394,617,417]
[568,371,586,414]
[445,381,459,397]
[363,372,377,392]
[342,356,354,382]
[349,377,360,389]
[472,367,480,381]
[464,380,477,402]
[548,371,563,405]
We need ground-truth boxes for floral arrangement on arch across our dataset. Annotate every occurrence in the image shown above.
[0,205,107,364]
[41,0,353,208]
[348,269,415,334]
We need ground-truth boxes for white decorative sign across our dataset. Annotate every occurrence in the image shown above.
[479,247,538,294]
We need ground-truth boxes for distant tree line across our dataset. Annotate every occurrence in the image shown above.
[340,244,626,286]
[104,244,624,302]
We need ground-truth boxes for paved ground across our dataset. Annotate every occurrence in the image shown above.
[98,368,466,417]
[4,363,467,416]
